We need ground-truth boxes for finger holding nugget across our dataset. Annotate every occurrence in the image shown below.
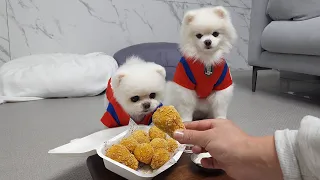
[152,105,185,137]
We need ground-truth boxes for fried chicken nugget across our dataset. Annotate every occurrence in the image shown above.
[106,144,139,170]
[150,138,168,150]
[152,105,185,137]
[132,130,150,144]
[167,138,178,153]
[134,143,154,164]
[149,126,166,140]
[150,148,170,169]
[120,136,139,152]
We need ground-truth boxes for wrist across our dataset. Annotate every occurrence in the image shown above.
[246,136,283,180]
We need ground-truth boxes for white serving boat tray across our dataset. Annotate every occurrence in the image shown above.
[49,122,185,180]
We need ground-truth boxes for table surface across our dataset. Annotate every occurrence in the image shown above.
[87,153,233,180]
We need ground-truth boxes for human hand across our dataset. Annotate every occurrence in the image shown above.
[173,119,283,180]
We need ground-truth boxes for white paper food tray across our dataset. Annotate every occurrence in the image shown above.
[49,122,185,180]
[48,126,128,156]
[97,125,185,180]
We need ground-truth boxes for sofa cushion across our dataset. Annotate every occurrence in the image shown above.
[261,16,320,56]
[267,0,320,21]
[113,42,181,81]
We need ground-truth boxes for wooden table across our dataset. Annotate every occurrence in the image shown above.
[87,153,233,180]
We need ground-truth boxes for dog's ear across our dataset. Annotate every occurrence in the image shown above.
[183,11,196,24]
[112,73,126,88]
[155,65,166,78]
[213,6,229,19]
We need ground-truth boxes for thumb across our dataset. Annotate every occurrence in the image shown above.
[201,157,223,170]
[173,129,210,148]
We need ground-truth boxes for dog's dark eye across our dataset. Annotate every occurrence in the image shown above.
[212,31,219,37]
[196,34,203,39]
[149,93,156,99]
[130,96,140,102]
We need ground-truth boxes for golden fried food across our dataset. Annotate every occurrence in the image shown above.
[120,136,139,152]
[167,138,178,153]
[132,130,150,144]
[149,126,166,140]
[106,144,139,170]
[150,138,168,150]
[134,143,154,164]
[150,148,171,169]
[152,105,185,137]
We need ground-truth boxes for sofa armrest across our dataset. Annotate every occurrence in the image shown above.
[248,0,272,66]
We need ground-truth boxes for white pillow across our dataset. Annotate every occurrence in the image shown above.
[0,52,118,104]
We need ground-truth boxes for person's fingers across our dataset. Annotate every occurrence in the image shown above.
[184,119,214,131]
[192,145,206,154]
[173,129,210,147]
[201,157,214,169]
[201,157,222,169]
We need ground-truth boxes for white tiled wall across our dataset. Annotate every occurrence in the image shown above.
[0,0,9,66]
[0,0,251,70]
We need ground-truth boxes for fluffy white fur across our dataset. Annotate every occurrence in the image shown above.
[105,56,166,123]
[164,6,237,121]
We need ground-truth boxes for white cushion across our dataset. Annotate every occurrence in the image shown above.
[0,52,118,104]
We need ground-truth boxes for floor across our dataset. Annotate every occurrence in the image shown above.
[229,70,320,136]
[1,70,320,180]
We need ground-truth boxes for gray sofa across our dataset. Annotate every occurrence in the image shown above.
[248,0,320,92]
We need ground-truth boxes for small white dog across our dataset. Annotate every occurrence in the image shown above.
[101,56,166,128]
[164,6,237,122]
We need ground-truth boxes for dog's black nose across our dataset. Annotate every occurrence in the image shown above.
[204,40,212,46]
[142,102,151,109]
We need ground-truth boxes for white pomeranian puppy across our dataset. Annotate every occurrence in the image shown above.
[164,6,237,121]
[100,56,166,128]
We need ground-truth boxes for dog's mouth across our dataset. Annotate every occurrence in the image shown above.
[205,46,212,50]
[142,106,158,114]
[142,109,152,113]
